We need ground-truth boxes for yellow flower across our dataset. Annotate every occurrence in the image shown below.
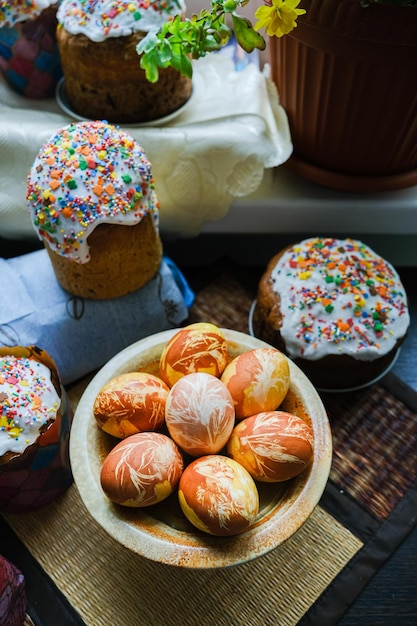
[254,0,306,37]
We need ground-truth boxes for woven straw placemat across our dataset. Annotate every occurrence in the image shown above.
[5,486,361,626]
[324,381,417,520]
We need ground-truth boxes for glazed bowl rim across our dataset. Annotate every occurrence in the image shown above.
[70,328,333,568]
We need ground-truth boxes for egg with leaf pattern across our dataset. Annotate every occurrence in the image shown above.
[221,347,290,419]
[165,372,235,457]
[178,455,259,536]
[159,322,228,387]
[100,432,183,507]
[93,372,169,439]
[227,411,314,482]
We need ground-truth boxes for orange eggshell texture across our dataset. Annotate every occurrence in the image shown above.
[165,372,235,457]
[100,432,183,507]
[227,411,314,482]
[93,372,169,438]
[221,347,290,420]
[159,322,228,387]
[178,455,259,536]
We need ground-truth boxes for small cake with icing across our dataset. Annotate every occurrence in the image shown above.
[252,237,410,390]
[0,345,73,513]
[27,120,163,300]
[0,1,62,98]
[56,0,192,123]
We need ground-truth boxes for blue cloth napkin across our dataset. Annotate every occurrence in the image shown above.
[0,249,193,385]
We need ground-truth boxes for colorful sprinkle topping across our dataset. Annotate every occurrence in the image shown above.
[57,0,185,41]
[27,120,159,262]
[0,356,60,456]
[270,237,410,360]
[0,1,55,27]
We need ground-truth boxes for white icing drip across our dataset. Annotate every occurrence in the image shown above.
[270,237,410,361]
[26,121,159,263]
[57,0,185,41]
[0,356,60,456]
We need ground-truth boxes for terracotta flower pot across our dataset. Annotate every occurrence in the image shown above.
[269,0,417,192]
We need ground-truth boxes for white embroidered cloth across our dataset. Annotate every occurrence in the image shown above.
[0,53,292,240]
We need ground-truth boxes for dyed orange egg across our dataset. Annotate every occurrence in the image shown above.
[93,372,169,438]
[227,411,314,482]
[159,322,228,387]
[178,455,259,536]
[221,347,290,419]
[165,372,235,457]
[100,432,183,507]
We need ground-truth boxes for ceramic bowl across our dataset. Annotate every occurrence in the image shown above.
[70,328,332,568]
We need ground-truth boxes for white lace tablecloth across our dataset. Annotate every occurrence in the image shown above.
[0,53,292,240]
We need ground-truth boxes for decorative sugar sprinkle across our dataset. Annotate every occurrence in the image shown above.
[0,1,54,27]
[271,237,409,360]
[26,120,159,263]
[57,0,184,40]
[0,356,61,456]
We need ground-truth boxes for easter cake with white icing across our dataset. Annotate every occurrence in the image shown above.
[252,237,410,390]
[56,0,192,123]
[0,345,73,512]
[26,119,162,299]
[0,352,61,464]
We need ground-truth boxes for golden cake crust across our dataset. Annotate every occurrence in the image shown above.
[253,250,287,352]
[57,27,192,123]
[46,212,163,300]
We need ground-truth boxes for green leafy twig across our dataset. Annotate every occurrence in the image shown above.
[137,0,266,82]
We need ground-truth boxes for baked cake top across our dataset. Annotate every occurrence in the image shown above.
[27,120,159,263]
[268,237,409,361]
[57,0,186,41]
